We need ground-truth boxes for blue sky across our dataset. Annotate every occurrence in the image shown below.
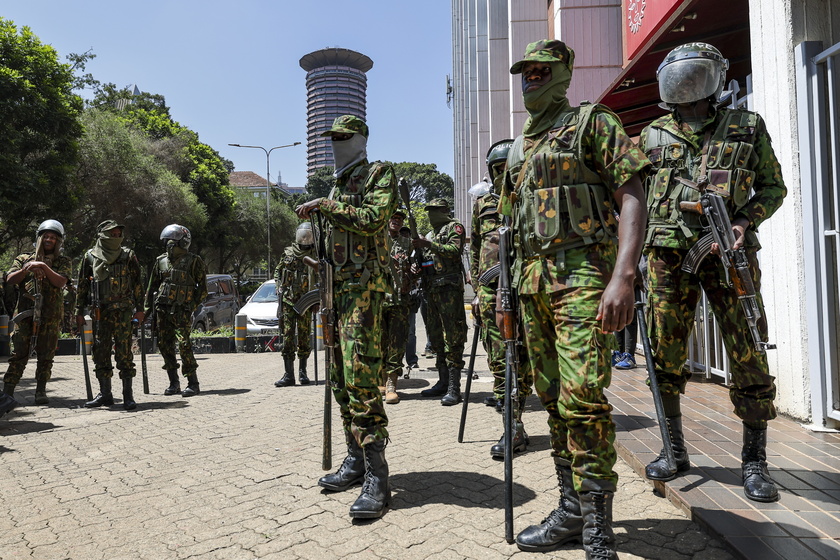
[4,0,455,189]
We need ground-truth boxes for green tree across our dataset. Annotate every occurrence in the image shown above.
[304,166,335,199]
[0,19,84,244]
[389,162,454,203]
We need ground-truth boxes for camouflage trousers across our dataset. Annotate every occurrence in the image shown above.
[424,285,467,371]
[330,288,388,447]
[92,307,136,379]
[280,307,311,359]
[646,246,776,425]
[520,285,618,493]
[381,299,410,383]
[155,307,198,377]
[476,284,533,421]
[3,317,61,385]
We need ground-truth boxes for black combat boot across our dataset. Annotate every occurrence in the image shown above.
[274,357,295,387]
[349,440,390,519]
[85,377,114,407]
[182,372,200,397]
[440,368,462,406]
[298,356,310,385]
[490,421,529,459]
[0,392,16,417]
[34,376,49,405]
[163,370,181,396]
[580,490,618,559]
[742,424,779,502]
[318,435,365,492]
[420,365,448,397]
[516,457,583,551]
[645,415,690,481]
[3,382,15,397]
[121,377,137,410]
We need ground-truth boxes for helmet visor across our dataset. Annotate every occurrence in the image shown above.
[658,58,722,104]
[468,180,492,200]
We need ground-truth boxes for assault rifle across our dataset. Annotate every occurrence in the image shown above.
[30,278,43,357]
[498,223,518,544]
[313,211,334,471]
[397,179,435,276]
[679,186,775,353]
[89,277,101,348]
[137,318,149,394]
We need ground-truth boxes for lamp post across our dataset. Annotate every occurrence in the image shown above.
[229,142,301,276]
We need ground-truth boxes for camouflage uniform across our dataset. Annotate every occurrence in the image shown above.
[274,244,315,359]
[640,108,786,425]
[381,229,413,385]
[145,250,208,380]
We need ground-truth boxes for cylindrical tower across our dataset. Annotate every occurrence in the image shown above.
[299,47,373,175]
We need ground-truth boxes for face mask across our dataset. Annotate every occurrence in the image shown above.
[331,134,367,177]
[427,209,450,229]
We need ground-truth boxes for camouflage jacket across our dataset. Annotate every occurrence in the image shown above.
[499,105,650,293]
[422,220,466,291]
[320,159,397,293]
[74,247,143,314]
[470,192,502,285]
[10,252,73,321]
[273,244,315,306]
[144,251,208,313]
[640,107,786,250]
[386,232,414,304]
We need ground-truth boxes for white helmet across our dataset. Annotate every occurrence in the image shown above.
[37,219,65,238]
[295,222,314,246]
[657,42,729,104]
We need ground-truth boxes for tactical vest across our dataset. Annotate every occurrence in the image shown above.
[387,234,413,299]
[429,221,465,279]
[328,162,390,276]
[474,193,501,280]
[155,252,198,308]
[507,103,618,261]
[644,108,759,243]
[86,249,133,305]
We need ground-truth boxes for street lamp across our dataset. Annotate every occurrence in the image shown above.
[229,142,301,276]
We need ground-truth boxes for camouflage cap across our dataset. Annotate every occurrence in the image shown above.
[320,115,369,138]
[392,209,407,219]
[425,198,451,210]
[97,219,125,233]
[510,39,573,74]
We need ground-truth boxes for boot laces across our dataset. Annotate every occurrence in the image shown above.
[743,460,770,479]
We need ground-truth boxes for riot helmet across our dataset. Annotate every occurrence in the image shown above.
[468,179,493,200]
[160,224,191,249]
[37,219,65,238]
[295,222,314,248]
[485,139,514,182]
[657,43,729,105]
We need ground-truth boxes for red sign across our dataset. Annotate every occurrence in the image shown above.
[623,0,685,60]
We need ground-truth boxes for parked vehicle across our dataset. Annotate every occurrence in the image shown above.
[238,279,280,335]
[192,274,241,332]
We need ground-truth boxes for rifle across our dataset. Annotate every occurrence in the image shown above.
[397,178,435,276]
[634,284,676,473]
[29,278,43,357]
[498,223,518,544]
[138,319,149,394]
[89,276,101,350]
[313,211,334,471]
[80,318,93,401]
[679,188,776,353]
[457,321,481,443]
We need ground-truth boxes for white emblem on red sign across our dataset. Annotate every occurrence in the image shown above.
[627,0,646,34]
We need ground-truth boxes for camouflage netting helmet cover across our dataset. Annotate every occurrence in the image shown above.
[657,42,729,104]
[295,222,315,246]
[160,224,191,249]
[37,219,65,238]
[486,139,514,181]
[320,114,369,138]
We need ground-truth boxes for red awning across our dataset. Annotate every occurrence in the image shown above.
[598,0,751,136]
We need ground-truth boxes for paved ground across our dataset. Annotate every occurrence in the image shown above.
[0,325,735,560]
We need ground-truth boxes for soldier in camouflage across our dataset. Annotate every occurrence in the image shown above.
[499,40,648,558]
[381,209,415,404]
[640,43,786,504]
[295,115,397,520]
[2,220,73,407]
[145,224,208,397]
[470,139,534,459]
[75,220,145,410]
[273,222,316,388]
[415,199,468,406]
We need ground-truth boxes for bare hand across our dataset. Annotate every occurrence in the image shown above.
[133,311,145,323]
[712,217,749,254]
[295,199,322,220]
[596,278,635,333]
[412,237,432,249]
[24,261,46,279]
[75,315,86,327]
[471,295,480,324]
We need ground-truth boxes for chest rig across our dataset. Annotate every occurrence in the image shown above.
[507,103,618,264]
[644,108,759,243]
[87,249,134,305]
[155,252,197,308]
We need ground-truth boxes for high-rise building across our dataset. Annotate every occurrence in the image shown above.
[299,47,373,175]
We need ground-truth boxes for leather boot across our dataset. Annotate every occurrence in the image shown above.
[490,421,529,459]
[742,424,779,502]
[182,372,200,397]
[164,370,181,396]
[384,372,399,404]
[580,490,618,559]
[318,435,365,492]
[274,357,295,387]
[0,391,16,417]
[85,377,114,407]
[34,376,49,405]
[3,382,14,397]
[298,356,310,385]
[645,415,690,481]
[440,368,462,406]
[349,440,390,519]
[121,377,137,410]
[420,365,448,397]
[516,458,584,551]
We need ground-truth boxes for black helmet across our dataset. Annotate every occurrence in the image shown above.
[160,224,191,249]
[657,42,729,105]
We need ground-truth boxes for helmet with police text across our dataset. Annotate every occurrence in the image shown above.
[37,219,65,238]
[295,222,315,247]
[160,224,191,249]
[657,42,729,105]
[486,139,514,182]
